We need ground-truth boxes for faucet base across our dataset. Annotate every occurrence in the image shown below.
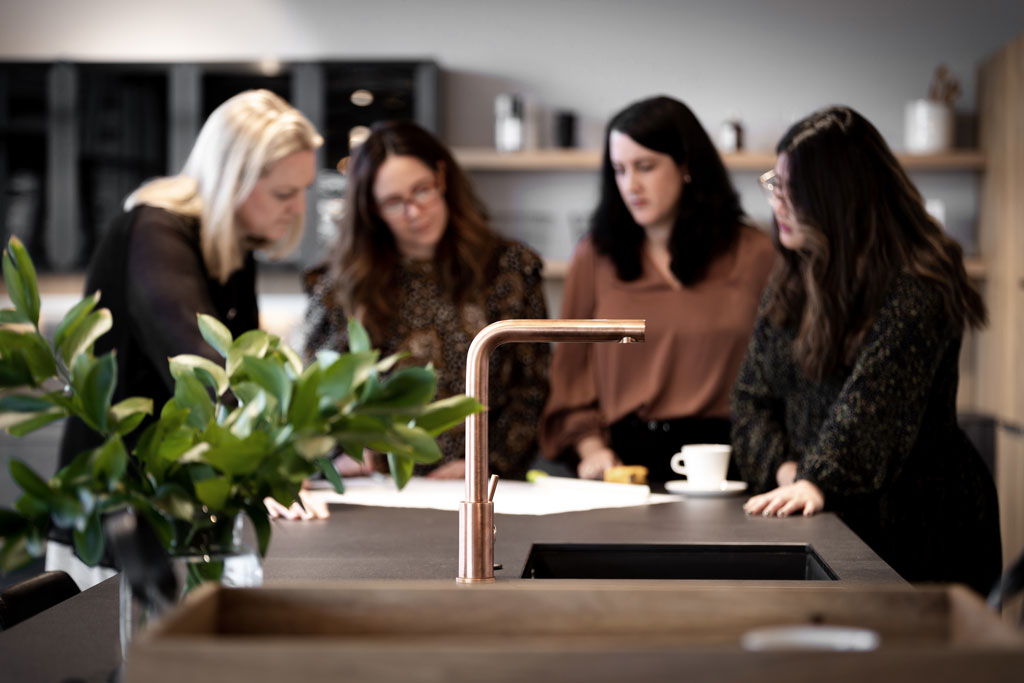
[457,501,495,583]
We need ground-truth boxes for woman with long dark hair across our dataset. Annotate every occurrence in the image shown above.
[540,95,775,482]
[733,105,1001,595]
[304,120,549,480]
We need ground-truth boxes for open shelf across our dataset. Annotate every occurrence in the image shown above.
[454,148,986,172]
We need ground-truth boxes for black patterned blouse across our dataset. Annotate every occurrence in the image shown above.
[303,239,550,479]
[731,273,1001,595]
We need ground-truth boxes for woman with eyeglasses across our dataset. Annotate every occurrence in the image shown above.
[540,96,775,482]
[732,106,1001,595]
[303,120,549,480]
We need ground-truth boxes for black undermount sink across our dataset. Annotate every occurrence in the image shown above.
[520,543,838,581]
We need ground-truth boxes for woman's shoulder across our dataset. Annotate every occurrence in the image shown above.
[127,204,199,241]
[492,237,544,276]
[884,272,946,317]
[735,223,776,263]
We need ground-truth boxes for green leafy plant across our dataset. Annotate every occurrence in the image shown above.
[0,236,483,573]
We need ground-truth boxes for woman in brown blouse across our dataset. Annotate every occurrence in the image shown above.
[733,106,1000,595]
[540,96,775,482]
[304,120,549,480]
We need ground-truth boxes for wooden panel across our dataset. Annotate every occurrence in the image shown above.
[977,28,1024,624]
[126,583,1024,683]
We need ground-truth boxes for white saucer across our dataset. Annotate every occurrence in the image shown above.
[664,480,748,497]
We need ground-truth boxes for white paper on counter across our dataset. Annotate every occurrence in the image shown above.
[305,476,676,515]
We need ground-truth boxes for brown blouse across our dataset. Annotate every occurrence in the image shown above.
[303,239,550,479]
[540,225,775,458]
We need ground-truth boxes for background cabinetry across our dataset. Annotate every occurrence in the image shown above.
[0,59,439,272]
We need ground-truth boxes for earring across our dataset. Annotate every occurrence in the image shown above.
[684,173,692,183]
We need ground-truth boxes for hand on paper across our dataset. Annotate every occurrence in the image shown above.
[265,487,330,521]
[425,458,466,479]
[576,436,622,480]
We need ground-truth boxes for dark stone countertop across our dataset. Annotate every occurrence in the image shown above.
[0,496,902,682]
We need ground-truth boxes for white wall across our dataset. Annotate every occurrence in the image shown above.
[1,0,1021,257]
[3,0,1022,146]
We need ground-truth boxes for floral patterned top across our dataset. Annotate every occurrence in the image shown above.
[303,239,550,479]
[730,273,1001,594]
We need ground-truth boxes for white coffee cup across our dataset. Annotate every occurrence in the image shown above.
[670,444,731,489]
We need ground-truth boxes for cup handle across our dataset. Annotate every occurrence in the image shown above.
[670,451,687,476]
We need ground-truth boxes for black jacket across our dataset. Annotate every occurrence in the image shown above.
[58,205,259,467]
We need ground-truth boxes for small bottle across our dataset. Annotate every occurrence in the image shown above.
[495,94,524,152]
[718,117,744,153]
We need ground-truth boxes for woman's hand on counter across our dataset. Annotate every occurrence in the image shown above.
[576,436,622,480]
[425,458,466,479]
[743,479,825,518]
[265,488,330,521]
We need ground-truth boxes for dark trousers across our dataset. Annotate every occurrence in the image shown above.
[609,414,732,483]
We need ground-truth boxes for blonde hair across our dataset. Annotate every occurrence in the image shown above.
[126,89,323,283]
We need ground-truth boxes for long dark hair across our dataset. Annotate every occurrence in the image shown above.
[765,105,985,380]
[329,120,500,341]
[590,95,745,284]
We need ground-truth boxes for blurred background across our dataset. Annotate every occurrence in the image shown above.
[1,0,1023,587]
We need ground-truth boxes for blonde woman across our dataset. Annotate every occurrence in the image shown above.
[58,89,321,473]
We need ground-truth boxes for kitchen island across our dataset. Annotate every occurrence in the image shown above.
[3,493,1018,683]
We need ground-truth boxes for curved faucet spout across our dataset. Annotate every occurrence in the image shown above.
[457,319,646,583]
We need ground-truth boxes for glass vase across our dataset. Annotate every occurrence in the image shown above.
[119,515,262,658]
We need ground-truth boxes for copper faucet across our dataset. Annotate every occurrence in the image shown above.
[457,319,646,583]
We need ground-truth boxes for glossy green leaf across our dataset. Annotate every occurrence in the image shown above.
[244,504,271,557]
[198,313,233,358]
[157,427,195,462]
[9,459,54,503]
[195,476,231,510]
[169,354,229,396]
[358,366,437,414]
[321,352,379,403]
[49,491,86,532]
[0,534,33,573]
[0,393,56,412]
[295,435,335,461]
[226,330,271,377]
[2,248,29,326]
[391,424,443,464]
[0,308,29,324]
[0,351,35,388]
[414,395,486,437]
[287,366,321,430]
[5,407,66,437]
[92,435,128,491]
[347,318,371,353]
[229,389,266,440]
[110,396,153,436]
[387,452,415,490]
[15,492,49,524]
[277,342,304,377]
[173,371,215,431]
[72,511,104,566]
[201,432,268,476]
[374,351,408,374]
[80,352,117,433]
[53,291,100,353]
[241,355,292,416]
[59,309,112,367]
[0,329,56,384]
[316,456,344,494]
[7,236,40,326]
